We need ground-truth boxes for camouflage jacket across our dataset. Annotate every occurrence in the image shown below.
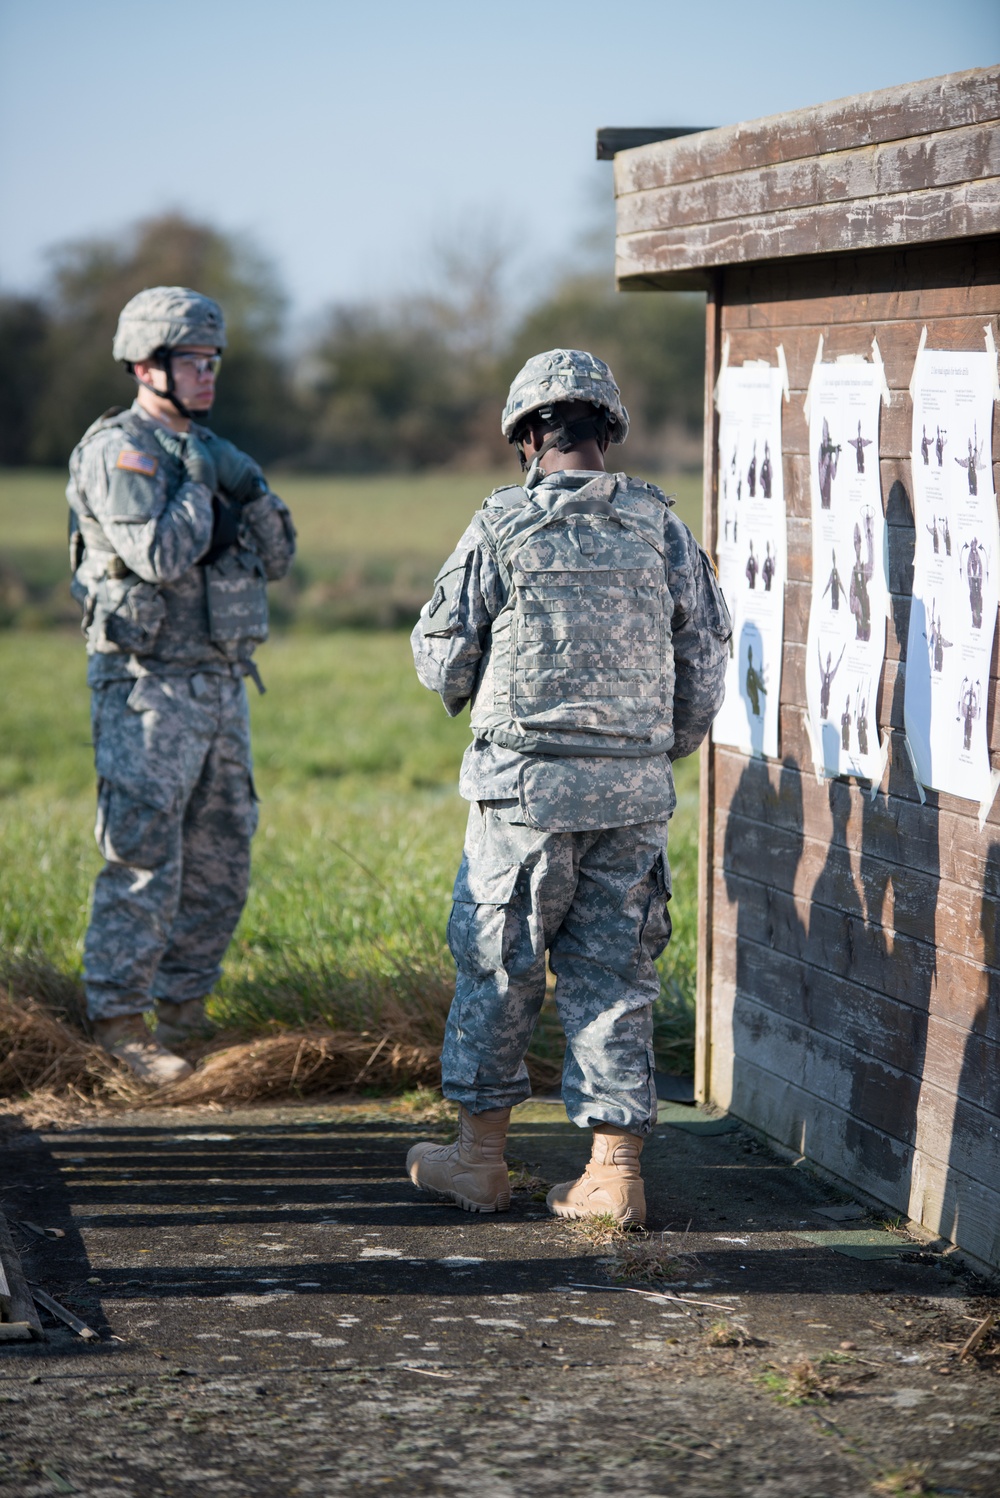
[411,470,731,831]
[68,401,295,685]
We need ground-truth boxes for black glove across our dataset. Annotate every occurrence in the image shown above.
[202,493,242,565]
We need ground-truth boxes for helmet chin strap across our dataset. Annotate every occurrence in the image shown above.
[520,431,564,489]
[517,412,608,489]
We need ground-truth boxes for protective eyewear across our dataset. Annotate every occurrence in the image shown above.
[171,353,222,377]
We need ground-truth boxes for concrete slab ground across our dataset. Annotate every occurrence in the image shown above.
[0,1098,997,1497]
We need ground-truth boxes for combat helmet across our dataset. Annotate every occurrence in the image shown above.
[113,287,226,364]
[113,286,226,418]
[502,348,629,450]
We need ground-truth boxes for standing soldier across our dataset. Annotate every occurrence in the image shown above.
[406,349,730,1225]
[67,287,296,1084]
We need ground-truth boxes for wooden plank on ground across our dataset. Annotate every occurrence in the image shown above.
[0,1211,44,1338]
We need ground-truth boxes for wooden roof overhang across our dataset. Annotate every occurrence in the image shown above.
[613,66,1000,291]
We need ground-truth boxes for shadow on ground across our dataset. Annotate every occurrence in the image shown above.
[0,1099,997,1496]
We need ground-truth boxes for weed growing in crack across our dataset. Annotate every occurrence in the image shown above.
[507,1161,549,1197]
[757,1359,836,1406]
[705,1318,750,1348]
[871,1463,938,1496]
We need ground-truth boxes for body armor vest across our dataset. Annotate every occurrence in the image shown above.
[68,408,268,658]
[470,474,676,757]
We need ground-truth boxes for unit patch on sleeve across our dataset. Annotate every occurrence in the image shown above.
[116,450,159,477]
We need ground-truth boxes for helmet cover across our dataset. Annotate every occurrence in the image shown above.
[113,286,227,364]
[501,348,629,444]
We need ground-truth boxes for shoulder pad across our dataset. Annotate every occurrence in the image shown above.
[621,475,673,509]
[483,484,527,510]
[76,407,149,451]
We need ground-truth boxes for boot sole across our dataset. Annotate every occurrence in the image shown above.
[547,1201,645,1227]
[408,1177,511,1213]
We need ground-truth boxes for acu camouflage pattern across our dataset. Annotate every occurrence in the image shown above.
[468,472,676,760]
[68,399,295,1022]
[84,672,256,1020]
[412,464,730,1126]
[67,401,295,682]
[412,468,730,829]
[501,349,629,443]
[112,286,227,364]
[442,805,670,1134]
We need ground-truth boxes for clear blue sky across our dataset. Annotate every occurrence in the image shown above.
[1,0,997,318]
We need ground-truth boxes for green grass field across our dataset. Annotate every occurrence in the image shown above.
[0,467,704,1079]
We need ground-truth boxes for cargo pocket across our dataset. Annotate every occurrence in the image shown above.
[446,861,523,980]
[95,776,176,869]
[92,677,181,868]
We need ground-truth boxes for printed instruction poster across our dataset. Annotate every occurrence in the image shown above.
[903,341,999,808]
[712,359,787,758]
[804,350,889,781]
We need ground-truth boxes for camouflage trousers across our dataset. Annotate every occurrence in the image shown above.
[83,672,258,1021]
[441,804,672,1135]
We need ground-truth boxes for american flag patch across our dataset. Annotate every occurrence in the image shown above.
[116,449,158,477]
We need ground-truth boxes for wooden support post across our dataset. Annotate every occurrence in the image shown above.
[695,271,723,1106]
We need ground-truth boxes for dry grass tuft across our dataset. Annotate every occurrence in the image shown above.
[872,1463,937,1496]
[608,1228,697,1284]
[566,1212,632,1249]
[159,1028,439,1106]
[0,982,445,1113]
[758,1358,839,1406]
[0,986,138,1108]
[0,963,567,1116]
[705,1318,751,1348]
[563,1219,696,1284]
[508,1160,550,1197]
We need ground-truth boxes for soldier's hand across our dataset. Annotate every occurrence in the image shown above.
[203,493,242,564]
[209,436,267,506]
[182,433,219,494]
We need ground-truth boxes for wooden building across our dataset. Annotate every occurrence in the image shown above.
[612,67,1000,1269]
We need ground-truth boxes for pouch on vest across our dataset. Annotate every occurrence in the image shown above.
[204,549,269,645]
[90,575,167,655]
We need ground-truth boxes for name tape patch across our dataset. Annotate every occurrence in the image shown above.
[116,450,159,477]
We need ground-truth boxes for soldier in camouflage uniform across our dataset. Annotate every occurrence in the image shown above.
[407,350,730,1224]
[67,287,296,1084]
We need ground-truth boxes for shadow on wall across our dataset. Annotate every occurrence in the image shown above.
[722,749,944,1233]
[940,839,1000,1266]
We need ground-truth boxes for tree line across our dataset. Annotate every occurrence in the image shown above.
[0,214,705,473]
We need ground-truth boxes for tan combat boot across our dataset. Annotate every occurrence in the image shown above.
[154,997,214,1048]
[93,1015,194,1086]
[546,1125,646,1227]
[406,1105,512,1213]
